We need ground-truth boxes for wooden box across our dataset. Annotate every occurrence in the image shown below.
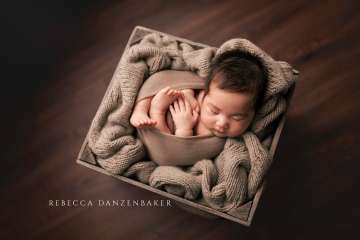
[76,26,297,226]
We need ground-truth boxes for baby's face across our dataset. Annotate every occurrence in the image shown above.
[199,82,255,137]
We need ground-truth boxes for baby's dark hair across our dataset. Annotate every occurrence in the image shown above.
[205,50,267,111]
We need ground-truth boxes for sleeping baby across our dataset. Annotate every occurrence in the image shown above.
[130,50,266,138]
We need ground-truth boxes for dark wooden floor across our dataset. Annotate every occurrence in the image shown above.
[1,0,359,239]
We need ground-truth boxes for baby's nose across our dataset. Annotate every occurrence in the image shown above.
[216,117,229,129]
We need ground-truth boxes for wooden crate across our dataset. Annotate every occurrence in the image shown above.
[76,26,298,226]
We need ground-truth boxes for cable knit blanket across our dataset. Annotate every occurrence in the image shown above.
[87,32,296,213]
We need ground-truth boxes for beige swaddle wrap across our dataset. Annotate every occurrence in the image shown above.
[135,70,226,166]
[87,32,296,215]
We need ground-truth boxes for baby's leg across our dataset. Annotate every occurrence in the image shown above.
[130,97,157,128]
[149,86,183,134]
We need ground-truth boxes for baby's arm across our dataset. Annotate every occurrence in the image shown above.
[169,98,199,137]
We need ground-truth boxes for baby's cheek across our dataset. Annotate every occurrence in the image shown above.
[200,111,212,126]
[228,121,247,136]
[232,118,252,135]
[227,125,246,137]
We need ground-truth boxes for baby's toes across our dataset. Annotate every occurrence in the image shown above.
[138,120,145,127]
[137,121,144,127]
[139,119,156,128]
[146,119,154,126]
[135,119,143,126]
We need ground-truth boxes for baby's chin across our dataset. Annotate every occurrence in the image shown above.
[212,130,244,138]
[212,130,228,138]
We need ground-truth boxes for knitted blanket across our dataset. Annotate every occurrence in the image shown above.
[87,33,296,213]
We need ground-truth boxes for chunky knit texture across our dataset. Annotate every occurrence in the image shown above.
[87,33,296,213]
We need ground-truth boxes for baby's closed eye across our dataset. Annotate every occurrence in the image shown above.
[207,105,219,114]
[234,109,252,120]
[232,115,245,121]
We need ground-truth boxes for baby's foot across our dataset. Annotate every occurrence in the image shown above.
[137,118,157,128]
[181,89,200,112]
[130,111,157,128]
[150,86,184,114]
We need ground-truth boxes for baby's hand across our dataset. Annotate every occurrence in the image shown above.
[181,89,200,113]
[169,98,199,137]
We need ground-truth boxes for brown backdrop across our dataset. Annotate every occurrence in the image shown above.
[1,0,359,239]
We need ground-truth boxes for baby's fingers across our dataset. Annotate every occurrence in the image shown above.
[192,109,199,122]
[194,102,200,113]
[169,105,175,114]
[178,98,186,112]
[174,100,180,112]
[184,98,191,111]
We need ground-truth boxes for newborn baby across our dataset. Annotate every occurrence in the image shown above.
[130,50,266,138]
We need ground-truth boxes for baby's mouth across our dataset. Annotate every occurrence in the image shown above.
[213,128,226,136]
[214,127,225,133]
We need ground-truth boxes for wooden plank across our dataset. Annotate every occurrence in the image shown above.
[76,159,250,225]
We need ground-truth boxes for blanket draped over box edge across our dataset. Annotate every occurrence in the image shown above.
[87,33,296,213]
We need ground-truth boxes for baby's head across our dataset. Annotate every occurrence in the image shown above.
[200,50,267,137]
